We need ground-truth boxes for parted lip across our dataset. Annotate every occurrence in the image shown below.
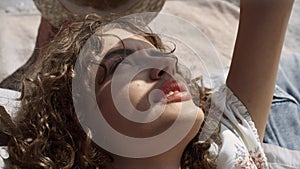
[157,79,192,103]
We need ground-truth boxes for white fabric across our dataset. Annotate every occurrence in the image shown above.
[208,85,269,169]
[0,88,20,118]
[0,147,8,169]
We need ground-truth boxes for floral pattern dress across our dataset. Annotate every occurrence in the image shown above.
[204,85,269,169]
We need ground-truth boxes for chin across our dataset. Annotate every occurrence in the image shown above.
[172,100,204,140]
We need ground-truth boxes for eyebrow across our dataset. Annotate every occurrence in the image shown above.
[104,48,135,60]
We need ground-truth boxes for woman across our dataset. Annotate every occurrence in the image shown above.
[0,0,295,168]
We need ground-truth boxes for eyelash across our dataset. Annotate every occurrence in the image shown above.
[109,56,126,72]
[104,48,179,74]
[106,49,134,73]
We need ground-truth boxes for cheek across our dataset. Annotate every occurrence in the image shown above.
[96,82,115,118]
[128,80,152,111]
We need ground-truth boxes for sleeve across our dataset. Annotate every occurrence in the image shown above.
[205,85,269,169]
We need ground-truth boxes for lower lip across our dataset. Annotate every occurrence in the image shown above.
[164,91,192,103]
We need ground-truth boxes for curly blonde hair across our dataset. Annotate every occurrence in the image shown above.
[1,15,216,169]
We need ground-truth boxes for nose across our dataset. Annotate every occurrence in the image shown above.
[150,56,177,80]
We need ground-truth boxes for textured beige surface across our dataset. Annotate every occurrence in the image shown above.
[161,0,239,67]
[0,14,40,81]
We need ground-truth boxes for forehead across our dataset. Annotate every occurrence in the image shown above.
[100,28,155,52]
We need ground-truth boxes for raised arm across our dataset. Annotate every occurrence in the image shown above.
[226,0,294,141]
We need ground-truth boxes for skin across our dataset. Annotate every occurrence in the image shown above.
[227,0,294,141]
[94,32,204,169]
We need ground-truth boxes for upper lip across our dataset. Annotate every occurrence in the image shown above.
[150,79,192,104]
[159,79,188,95]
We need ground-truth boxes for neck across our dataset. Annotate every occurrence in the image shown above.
[110,109,203,169]
[112,143,186,169]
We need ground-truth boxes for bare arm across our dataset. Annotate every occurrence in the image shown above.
[226,0,294,141]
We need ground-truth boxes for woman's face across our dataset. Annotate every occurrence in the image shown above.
[94,28,204,144]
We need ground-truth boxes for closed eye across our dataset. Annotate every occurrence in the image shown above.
[103,48,135,73]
